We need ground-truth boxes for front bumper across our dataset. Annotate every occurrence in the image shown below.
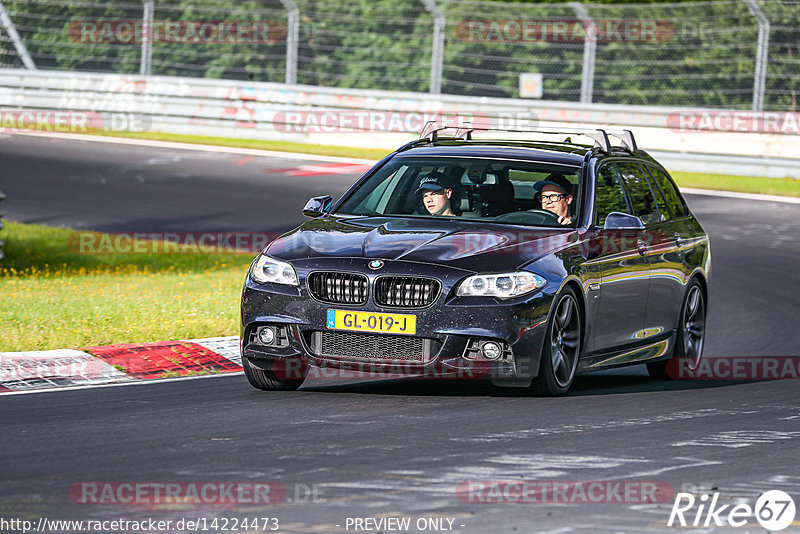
[240,259,555,384]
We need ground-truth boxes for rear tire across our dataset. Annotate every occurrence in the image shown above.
[647,279,706,379]
[531,287,582,396]
[242,355,306,391]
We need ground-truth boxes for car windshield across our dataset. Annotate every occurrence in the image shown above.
[336,156,581,227]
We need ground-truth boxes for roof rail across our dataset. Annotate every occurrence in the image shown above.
[606,129,637,152]
[419,121,460,143]
[419,120,639,155]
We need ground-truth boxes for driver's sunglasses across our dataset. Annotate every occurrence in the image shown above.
[541,193,566,202]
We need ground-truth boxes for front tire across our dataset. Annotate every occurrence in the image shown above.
[531,287,582,396]
[242,356,306,391]
[647,280,706,379]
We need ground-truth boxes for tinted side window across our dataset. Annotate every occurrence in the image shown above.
[648,166,688,219]
[616,162,660,226]
[595,164,629,227]
[648,175,670,223]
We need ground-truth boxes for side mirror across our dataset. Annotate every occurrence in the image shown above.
[603,212,644,230]
[302,195,333,218]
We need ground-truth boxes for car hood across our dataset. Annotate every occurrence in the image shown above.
[266,216,576,272]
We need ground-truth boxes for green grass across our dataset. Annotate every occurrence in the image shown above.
[100,131,394,161]
[670,171,800,197]
[0,221,254,352]
[99,131,800,198]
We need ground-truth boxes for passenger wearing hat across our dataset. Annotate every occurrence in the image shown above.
[534,173,574,225]
[415,172,455,216]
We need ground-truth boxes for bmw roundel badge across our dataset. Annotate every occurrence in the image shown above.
[368,260,384,270]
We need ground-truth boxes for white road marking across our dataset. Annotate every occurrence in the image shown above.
[463,409,738,441]
[616,457,723,479]
[672,430,800,448]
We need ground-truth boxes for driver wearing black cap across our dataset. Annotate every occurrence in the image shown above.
[534,173,574,225]
[415,172,455,216]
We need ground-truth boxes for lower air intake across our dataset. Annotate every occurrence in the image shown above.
[308,331,441,363]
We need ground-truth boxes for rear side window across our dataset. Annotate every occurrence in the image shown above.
[615,162,660,226]
[647,166,688,219]
[595,164,629,227]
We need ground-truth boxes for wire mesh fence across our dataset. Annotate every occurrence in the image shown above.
[293,0,434,90]
[439,0,585,100]
[761,0,800,111]
[0,0,798,111]
[581,0,761,109]
[0,0,290,81]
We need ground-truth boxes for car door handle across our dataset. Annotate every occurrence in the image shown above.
[673,234,684,247]
[637,239,648,256]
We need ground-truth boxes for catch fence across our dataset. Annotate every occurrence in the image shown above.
[0,0,798,110]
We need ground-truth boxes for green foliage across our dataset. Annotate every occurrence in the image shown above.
[1,0,289,81]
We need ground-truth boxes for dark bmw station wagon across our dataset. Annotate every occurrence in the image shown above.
[240,125,710,395]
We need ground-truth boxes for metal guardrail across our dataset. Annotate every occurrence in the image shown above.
[0,69,687,127]
[1,69,799,178]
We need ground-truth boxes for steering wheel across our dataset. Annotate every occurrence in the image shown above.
[494,208,563,225]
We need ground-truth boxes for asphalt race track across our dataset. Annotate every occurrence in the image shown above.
[0,133,357,234]
[2,134,800,533]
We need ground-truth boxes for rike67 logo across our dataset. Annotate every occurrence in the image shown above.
[668,490,796,530]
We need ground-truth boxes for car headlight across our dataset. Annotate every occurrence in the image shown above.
[250,254,299,286]
[456,271,546,298]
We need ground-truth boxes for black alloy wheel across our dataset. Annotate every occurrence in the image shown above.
[532,287,582,396]
[648,280,706,379]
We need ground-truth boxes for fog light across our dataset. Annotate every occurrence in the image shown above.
[258,327,276,345]
[481,341,502,361]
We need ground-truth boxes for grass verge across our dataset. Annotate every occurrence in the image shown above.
[100,131,394,161]
[670,171,800,197]
[0,221,253,352]
[100,131,800,198]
